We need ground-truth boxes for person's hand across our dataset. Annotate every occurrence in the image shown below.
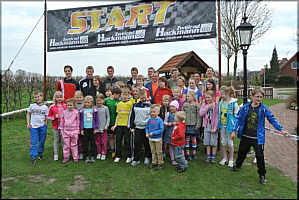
[168,122,172,126]
[231,132,235,140]
[104,126,108,131]
[56,114,59,118]
[131,129,135,135]
[81,130,84,135]
[211,130,217,134]
[27,123,31,129]
[146,134,149,138]
[111,125,117,132]
[149,132,153,136]
[280,130,288,135]
[93,130,97,134]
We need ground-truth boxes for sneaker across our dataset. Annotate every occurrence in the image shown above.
[101,154,106,160]
[163,153,166,159]
[131,161,140,166]
[177,167,187,173]
[231,166,241,172]
[85,157,90,163]
[259,176,267,184]
[31,158,36,165]
[54,155,58,161]
[193,154,198,160]
[90,157,95,163]
[210,157,216,164]
[62,159,69,164]
[111,152,116,159]
[114,157,120,163]
[228,160,234,168]
[219,159,227,166]
[253,157,257,164]
[96,154,102,160]
[144,157,150,165]
[171,160,178,166]
[205,157,210,163]
[126,157,132,163]
[155,164,163,170]
[38,155,44,160]
[149,164,157,169]
[79,153,83,160]
[186,155,192,161]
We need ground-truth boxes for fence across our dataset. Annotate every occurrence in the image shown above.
[235,87,273,99]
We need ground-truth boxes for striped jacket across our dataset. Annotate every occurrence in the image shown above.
[129,101,151,130]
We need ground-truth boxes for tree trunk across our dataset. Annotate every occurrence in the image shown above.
[233,51,238,79]
[227,57,230,77]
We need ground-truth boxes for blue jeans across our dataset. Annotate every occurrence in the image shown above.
[30,125,47,159]
[173,145,188,169]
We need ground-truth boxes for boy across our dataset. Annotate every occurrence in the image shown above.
[129,85,140,104]
[79,66,95,97]
[231,87,287,184]
[146,104,164,170]
[136,75,151,102]
[171,111,188,173]
[111,87,134,163]
[26,91,49,164]
[129,89,152,166]
[105,87,121,158]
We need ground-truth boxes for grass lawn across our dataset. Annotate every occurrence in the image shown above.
[2,118,297,199]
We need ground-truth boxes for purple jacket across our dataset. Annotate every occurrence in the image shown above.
[200,103,219,132]
[79,108,99,130]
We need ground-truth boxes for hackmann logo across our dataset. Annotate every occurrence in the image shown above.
[49,36,88,47]
[98,30,145,42]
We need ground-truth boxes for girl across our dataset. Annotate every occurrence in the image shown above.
[164,100,179,165]
[105,87,113,99]
[177,76,186,95]
[159,95,170,158]
[218,86,239,168]
[59,98,80,164]
[95,93,110,160]
[182,78,202,103]
[172,86,185,111]
[202,79,220,104]
[129,85,140,104]
[200,90,219,164]
[153,77,172,105]
[79,96,99,163]
[74,90,84,159]
[48,91,67,161]
[182,91,202,160]
[93,75,105,97]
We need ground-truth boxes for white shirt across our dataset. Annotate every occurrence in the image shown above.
[27,103,49,128]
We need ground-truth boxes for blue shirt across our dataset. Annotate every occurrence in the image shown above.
[83,108,93,128]
[146,117,164,141]
[183,88,202,101]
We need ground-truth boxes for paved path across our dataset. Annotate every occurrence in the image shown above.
[264,103,297,182]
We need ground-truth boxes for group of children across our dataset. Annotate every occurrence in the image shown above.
[26,75,287,182]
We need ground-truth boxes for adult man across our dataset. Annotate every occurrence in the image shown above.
[145,71,159,104]
[202,67,219,93]
[168,68,180,90]
[103,66,119,89]
[127,67,138,87]
[56,65,79,102]
[193,72,202,89]
[79,65,95,97]
[144,67,155,86]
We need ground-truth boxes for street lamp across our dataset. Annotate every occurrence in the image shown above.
[237,15,254,104]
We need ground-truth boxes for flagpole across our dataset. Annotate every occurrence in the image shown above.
[43,0,47,100]
[217,0,221,86]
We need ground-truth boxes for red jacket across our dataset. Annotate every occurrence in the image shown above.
[48,103,67,130]
[154,87,172,105]
[171,122,186,146]
[56,78,79,102]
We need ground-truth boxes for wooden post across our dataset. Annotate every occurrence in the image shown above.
[43,0,47,100]
[217,0,221,86]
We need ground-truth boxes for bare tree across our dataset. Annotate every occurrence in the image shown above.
[220,0,272,79]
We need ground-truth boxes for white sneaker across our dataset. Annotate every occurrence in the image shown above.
[144,157,150,165]
[253,157,257,164]
[126,157,132,163]
[79,153,83,160]
[101,154,106,160]
[131,161,140,166]
[54,155,58,161]
[228,160,234,168]
[114,157,120,163]
[219,159,227,166]
[96,154,102,160]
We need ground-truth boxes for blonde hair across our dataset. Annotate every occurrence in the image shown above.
[251,87,265,97]
[84,95,94,107]
[150,104,160,111]
[34,90,43,96]
[121,86,130,94]
[187,91,196,102]
[220,86,235,98]
[206,90,215,98]
[96,93,105,100]
[137,74,144,81]
[74,90,83,98]
[177,76,185,83]
[53,91,63,103]
[162,94,171,101]
[175,111,186,122]
[116,81,125,89]
[66,98,75,106]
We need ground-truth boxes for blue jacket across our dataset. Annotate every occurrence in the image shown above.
[232,102,283,144]
[218,99,239,134]
[146,117,164,140]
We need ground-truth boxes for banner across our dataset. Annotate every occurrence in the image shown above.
[47,1,216,52]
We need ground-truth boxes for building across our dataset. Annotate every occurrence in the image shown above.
[157,51,211,80]
[279,52,298,81]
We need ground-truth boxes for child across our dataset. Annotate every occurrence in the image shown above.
[95,93,110,160]
[26,91,49,164]
[171,111,188,173]
[105,87,121,159]
[177,76,186,95]
[48,91,67,161]
[136,75,151,102]
[153,77,172,105]
[129,89,152,166]
[79,96,99,163]
[231,87,287,184]
[146,104,164,170]
[159,94,170,158]
[59,98,80,163]
[164,100,179,165]
[202,79,220,104]
[172,86,185,111]
[182,78,202,103]
[129,85,140,104]
[182,91,202,161]
[105,87,113,99]
[200,90,219,164]
[93,75,105,100]
[111,87,134,163]
[74,90,84,159]
[218,86,239,168]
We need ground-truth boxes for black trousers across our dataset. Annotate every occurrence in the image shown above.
[236,136,266,176]
[82,128,96,158]
[115,126,131,158]
[133,128,152,161]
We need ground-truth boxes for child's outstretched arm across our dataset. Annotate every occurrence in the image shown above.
[264,106,288,135]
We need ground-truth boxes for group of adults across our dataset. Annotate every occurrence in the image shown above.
[56,64,219,103]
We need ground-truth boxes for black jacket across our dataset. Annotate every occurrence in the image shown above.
[79,77,95,97]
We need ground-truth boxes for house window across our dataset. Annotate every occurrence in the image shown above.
[291,61,298,69]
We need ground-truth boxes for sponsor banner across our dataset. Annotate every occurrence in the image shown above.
[47,1,216,52]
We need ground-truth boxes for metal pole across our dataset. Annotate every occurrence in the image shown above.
[264,65,266,87]
[43,0,47,100]
[243,49,248,104]
[217,0,221,86]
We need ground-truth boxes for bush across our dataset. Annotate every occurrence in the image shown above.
[276,76,295,87]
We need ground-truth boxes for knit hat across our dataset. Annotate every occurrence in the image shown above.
[169,100,179,110]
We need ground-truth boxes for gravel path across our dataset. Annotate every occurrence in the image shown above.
[264,103,297,182]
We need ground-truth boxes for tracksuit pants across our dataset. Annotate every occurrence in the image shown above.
[115,126,131,158]
[236,137,266,176]
[29,125,47,160]
[173,145,188,169]
[62,131,79,161]
[95,131,108,155]
[133,128,151,162]
[52,129,63,156]
[82,128,96,158]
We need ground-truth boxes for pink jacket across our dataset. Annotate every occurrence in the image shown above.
[48,103,67,130]
[59,109,80,134]
[200,103,219,132]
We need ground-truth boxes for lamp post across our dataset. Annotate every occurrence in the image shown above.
[237,15,254,104]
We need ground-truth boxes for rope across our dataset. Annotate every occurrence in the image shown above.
[265,127,299,141]
[6,12,44,71]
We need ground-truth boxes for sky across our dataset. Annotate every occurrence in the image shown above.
[1,1,297,77]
